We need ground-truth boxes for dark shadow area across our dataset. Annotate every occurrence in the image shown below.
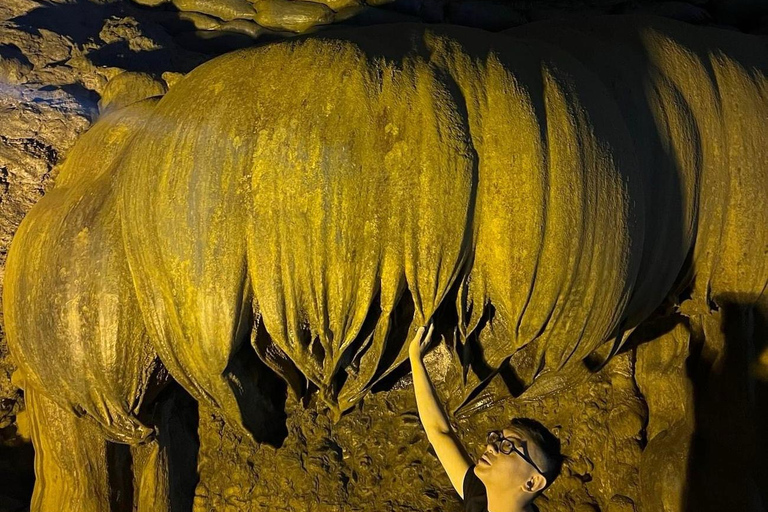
[461,302,502,385]
[100,382,202,512]
[154,384,201,512]
[251,315,308,406]
[12,0,121,46]
[750,300,768,508]
[375,0,446,24]
[683,296,768,512]
[84,39,198,74]
[107,442,134,512]
[369,288,415,393]
[218,293,289,447]
[225,331,290,447]
[614,292,768,511]
[170,30,264,54]
[94,380,201,512]
[0,43,32,68]
[0,425,35,512]
[707,0,768,32]
[616,305,685,356]
[99,382,202,512]
[55,82,101,111]
[10,0,210,73]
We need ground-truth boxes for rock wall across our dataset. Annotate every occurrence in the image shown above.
[1,1,767,512]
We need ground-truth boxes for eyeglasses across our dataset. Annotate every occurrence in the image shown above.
[486,430,546,477]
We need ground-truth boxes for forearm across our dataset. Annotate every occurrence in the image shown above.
[408,328,473,492]
[410,353,452,435]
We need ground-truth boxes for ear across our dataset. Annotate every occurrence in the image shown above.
[522,474,546,494]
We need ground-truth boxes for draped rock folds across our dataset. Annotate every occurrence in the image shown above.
[246,37,476,409]
[4,99,162,444]
[9,16,768,437]
[118,19,768,420]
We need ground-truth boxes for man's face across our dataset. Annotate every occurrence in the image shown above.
[473,426,547,492]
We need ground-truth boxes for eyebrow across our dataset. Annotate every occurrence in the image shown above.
[503,430,530,457]
[503,429,524,441]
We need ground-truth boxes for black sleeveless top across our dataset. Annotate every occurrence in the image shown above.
[462,466,489,512]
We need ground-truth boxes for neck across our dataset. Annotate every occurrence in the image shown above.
[486,486,532,512]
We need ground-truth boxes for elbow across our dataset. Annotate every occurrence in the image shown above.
[424,423,453,439]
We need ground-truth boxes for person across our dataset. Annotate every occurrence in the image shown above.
[409,323,563,512]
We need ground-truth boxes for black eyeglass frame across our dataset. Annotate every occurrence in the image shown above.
[486,430,547,478]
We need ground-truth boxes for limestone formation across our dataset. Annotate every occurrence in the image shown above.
[5,98,165,445]
[172,0,257,22]
[2,6,768,512]
[116,17,768,424]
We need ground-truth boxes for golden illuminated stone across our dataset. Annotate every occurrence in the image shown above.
[5,16,768,511]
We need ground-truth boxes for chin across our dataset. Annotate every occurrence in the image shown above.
[474,467,493,487]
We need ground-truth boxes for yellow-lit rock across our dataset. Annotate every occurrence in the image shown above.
[172,0,256,21]
[98,71,167,114]
[251,0,335,33]
[5,15,768,511]
[5,99,162,444]
[116,19,768,422]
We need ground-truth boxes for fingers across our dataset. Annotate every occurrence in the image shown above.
[411,326,425,345]
[413,320,436,348]
[421,326,432,348]
[409,326,426,356]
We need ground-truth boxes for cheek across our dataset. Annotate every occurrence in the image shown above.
[492,457,526,482]
[477,457,526,486]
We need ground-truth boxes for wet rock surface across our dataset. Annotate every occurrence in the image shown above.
[1,1,767,511]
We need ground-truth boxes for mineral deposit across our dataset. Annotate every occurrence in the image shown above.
[2,8,768,512]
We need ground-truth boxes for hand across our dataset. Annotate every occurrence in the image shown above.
[408,322,435,360]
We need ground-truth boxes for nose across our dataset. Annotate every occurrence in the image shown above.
[486,443,498,454]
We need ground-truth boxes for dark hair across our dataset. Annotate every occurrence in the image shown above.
[510,417,563,489]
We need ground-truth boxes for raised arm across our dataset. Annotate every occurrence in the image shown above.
[409,324,473,497]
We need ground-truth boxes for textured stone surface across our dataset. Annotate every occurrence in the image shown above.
[1,2,768,512]
[192,350,644,512]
